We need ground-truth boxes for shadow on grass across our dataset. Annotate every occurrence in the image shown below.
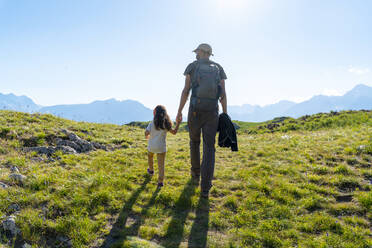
[160,180,197,248]
[100,175,152,248]
[188,197,210,248]
[123,186,161,235]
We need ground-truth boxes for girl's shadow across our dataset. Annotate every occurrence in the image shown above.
[100,175,154,248]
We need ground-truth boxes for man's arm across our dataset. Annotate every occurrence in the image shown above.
[176,75,191,123]
[219,79,227,113]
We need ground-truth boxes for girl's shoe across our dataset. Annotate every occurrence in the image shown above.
[147,168,154,176]
[157,182,164,188]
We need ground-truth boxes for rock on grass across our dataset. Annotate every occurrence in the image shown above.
[9,173,27,183]
[0,182,9,189]
[2,215,20,237]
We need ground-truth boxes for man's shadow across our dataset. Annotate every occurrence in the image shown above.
[100,175,154,248]
[187,197,210,248]
[100,178,210,248]
[160,180,197,248]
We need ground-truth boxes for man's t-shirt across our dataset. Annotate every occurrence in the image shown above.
[183,59,227,80]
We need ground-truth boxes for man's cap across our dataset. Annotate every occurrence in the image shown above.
[192,43,214,56]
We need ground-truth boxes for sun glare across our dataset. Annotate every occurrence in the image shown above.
[216,0,250,10]
[209,0,265,20]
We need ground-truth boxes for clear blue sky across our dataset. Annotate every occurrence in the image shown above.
[1,0,371,116]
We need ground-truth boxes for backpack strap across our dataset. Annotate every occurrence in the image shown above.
[191,61,200,98]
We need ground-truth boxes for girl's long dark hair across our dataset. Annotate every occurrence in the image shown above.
[154,105,172,131]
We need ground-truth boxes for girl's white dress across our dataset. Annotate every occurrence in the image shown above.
[146,121,167,153]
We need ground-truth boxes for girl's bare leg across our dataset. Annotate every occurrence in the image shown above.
[157,152,166,183]
[148,152,154,171]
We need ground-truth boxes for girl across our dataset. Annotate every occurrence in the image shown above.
[145,105,180,187]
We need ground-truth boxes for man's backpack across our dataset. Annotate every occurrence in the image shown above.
[190,60,221,112]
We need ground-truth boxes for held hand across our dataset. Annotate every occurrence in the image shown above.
[170,122,180,135]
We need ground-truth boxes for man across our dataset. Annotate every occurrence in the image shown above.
[176,43,227,198]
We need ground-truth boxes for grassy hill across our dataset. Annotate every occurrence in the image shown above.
[0,110,371,248]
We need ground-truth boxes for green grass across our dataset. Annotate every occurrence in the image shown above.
[0,110,371,248]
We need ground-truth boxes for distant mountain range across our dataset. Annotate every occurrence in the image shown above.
[40,99,153,124]
[0,84,371,123]
[0,95,152,124]
[0,93,41,113]
[229,84,372,122]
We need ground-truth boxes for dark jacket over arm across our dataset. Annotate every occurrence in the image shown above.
[217,113,238,152]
